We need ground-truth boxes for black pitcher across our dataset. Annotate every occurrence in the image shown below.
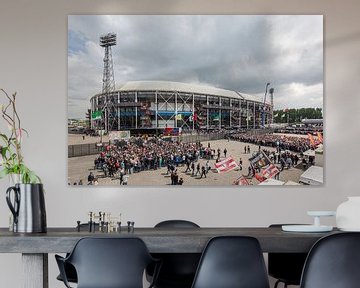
[6,183,47,233]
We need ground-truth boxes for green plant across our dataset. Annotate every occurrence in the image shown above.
[0,89,41,183]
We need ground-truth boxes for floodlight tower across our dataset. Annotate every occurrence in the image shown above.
[261,82,270,127]
[100,32,117,132]
[269,87,274,124]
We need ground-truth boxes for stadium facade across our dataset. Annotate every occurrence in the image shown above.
[90,81,273,133]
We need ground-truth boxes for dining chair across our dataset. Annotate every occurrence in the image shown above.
[55,237,161,288]
[268,224,308,288]
[191,236,270,288]
[300,232,360,288]
[56,223,99,284]
[147,220,201,288]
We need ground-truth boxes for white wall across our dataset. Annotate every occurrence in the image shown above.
[0,0,359,287]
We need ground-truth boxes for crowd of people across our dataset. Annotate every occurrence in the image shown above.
[69,128,321,185]
[89,137,230,185]
[230,133,311,153]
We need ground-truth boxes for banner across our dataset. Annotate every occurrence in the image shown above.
[91,110,102,120]
[215,156,239,173]
[109,131,130,141]
[249,150,279,180]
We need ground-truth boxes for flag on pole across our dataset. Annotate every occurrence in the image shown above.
[308,133,316,147]
[175,114,182,120]
[317,132,323,143]
[262,164,280,179]
[91,110,102,120]
[249,150,280,180]
[254,173,266,183]
[215,156,239,173]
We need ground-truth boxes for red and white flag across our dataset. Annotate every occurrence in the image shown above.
[307,133,316,147]
[233,176,250,185]
[317,132,323,144]
[262,164,280,179]
[215,156,238,173]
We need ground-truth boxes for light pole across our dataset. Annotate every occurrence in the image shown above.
[262,82,270,127]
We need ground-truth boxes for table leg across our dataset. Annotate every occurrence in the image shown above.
[22,253,48,288]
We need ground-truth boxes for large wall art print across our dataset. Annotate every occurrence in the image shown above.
[68,15,324,186]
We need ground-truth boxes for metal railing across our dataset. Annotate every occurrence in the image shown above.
[68,143,103,158]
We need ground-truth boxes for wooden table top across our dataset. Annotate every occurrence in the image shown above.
[0,227,340,253]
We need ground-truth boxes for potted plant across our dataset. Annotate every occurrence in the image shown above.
[0,89,41,183]
[0,88,46,233]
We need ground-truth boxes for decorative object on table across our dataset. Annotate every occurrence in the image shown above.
[0,89,46,233]
[336,197,360,231]
[81,211,122,232]
[128,221,135,233]
[282,211,335,232]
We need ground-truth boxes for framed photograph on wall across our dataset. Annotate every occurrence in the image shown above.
[68,15,323,186]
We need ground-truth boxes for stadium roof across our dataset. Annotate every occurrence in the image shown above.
[116,81,267,103]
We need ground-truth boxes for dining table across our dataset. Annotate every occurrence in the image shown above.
[0,226,339,288]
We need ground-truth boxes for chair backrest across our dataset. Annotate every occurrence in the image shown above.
[155,220,200,228]
[300,232,360,288]
[152,220,201,286]
[67,237,154,288]
[191,236,270,288]
[268,224,308,285]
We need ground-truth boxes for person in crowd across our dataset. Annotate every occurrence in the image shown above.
[178,177,184,185]
[174,171,179,185]
[185,159,191,173]
[200,166,207,178]
[87,172,94,185]
[205,160,211,173]
[195,163,201,176]
[122,174,129,185]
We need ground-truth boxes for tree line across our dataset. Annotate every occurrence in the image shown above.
[273,108,323,123]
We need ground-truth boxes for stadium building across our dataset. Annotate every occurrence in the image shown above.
[90,81,273,133]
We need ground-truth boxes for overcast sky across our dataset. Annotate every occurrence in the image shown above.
[68,15,323,119]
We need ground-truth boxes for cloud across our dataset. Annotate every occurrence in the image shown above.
[68,15,323,118]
